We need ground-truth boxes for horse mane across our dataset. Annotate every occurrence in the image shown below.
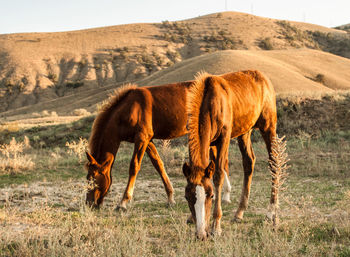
[241,70,266,83]
[186,71,212,169]
[89,84,137,158]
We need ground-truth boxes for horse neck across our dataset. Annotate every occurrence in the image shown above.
[93,135,120,164]
[90,114,120,164]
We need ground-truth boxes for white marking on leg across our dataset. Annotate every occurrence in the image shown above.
[195,185,206,237]
[222,171,231,203]
[168,195,176,205]
[127,187,134,201]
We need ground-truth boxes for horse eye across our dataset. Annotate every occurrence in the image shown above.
[210,194,214,199]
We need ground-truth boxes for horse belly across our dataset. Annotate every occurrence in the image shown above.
[153,112,187,139]
[230,108,261,138]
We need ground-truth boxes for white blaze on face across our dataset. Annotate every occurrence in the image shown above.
[195,185,206,235]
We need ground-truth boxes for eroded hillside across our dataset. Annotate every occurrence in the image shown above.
[1,12,349,114]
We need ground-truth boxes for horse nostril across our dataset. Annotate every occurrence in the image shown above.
[196,231,207,240]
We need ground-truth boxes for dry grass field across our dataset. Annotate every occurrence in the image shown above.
[0,92,350,256]
[1,10,350,256]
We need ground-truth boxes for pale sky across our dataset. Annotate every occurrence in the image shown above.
[0,0,349,34]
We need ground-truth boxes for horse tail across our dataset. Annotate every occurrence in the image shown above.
[89,84,137,157]
[186,72,213,168]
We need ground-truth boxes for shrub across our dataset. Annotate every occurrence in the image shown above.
[51,111,58,118]
[40,110,58,118]
[158,140,187,173]
[259,37,274,50]
[47,72,58,83]
[268,135,290,226]
[77,59,88,71]
[72,109,91,116]
[315,73,326,84]
[66,137,88,163]
[66,81,84,89]
[0,123,20,132]
[0,136,34,173]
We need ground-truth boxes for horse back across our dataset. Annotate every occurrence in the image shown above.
[207,70,276,138]
[114,82,190,141]
[147,82,191,139]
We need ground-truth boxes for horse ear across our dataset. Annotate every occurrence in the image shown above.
[182,162,191,178]
[205,160,215,179]
[86,152,97,165]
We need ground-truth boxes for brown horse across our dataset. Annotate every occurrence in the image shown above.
[182,70,277,239]
[85,82,233,209]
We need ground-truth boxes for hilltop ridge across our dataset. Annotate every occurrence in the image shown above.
[1,11,350,115]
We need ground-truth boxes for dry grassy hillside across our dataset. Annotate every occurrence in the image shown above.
[140,49,350,92]
[335,23,350,33]
[0,11,349,114]
[2,48,350,122]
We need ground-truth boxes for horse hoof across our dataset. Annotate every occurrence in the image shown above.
[115,205,127,212]
[167,199,176,207]
[222,199,231,204]
[265,213,279,226]
[196,231,208,240]
[187,216,194,224]
[210,229,222,237]
[232,217,243,223]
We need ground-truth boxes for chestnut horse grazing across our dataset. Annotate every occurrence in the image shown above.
[85,83,188,209]
[183,70,277,239]
[85,81,233,209]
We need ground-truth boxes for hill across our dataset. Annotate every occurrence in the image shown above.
[140,49,350,92]
[2,48,350,123]
[335,23,350,33]
[1,11,350,114]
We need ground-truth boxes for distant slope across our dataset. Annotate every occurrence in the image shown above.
[140,49,350,92]
[2,48,350,121]
[1,11,350,113]
[335,23,350,33]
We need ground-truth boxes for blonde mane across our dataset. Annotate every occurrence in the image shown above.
[89,84,137,157]
[186,71,211,168]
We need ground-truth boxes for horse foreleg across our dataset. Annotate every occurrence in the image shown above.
[211,133,230,236]
[222,159,231,203]
[146,141,175,205]
[117,136,149,210]
[234,131,255,221]
[210,146,231,204]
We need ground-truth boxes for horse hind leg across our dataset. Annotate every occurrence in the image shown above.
[259,123,278,223]
[146,141,175,206]
[117,135,150,211]
[234,130,255,222]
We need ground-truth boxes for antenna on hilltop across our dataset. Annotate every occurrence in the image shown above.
[251,3,254,14]
[225,0,228,11]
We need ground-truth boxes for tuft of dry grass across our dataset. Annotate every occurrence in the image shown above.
[269,135,290,226]
[65,138,88,163]
[72,108,91,116]
[157,139,187,174]
[0,136,34,174]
